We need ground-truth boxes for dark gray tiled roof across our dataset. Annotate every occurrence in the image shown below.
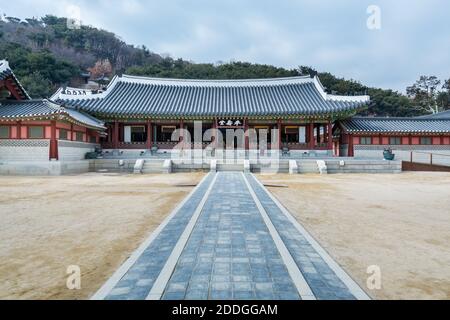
[417,110,450,119]
[341,117,450,134]
[0,99,105,130]
[53,75,370,118]
[0,60,30,100]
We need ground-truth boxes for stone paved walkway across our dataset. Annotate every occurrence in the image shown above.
[93,172,369,300]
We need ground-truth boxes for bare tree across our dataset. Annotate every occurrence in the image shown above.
[407,76,442,114]
[88,59,113,79]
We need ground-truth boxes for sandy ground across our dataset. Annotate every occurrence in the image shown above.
[257,172,450,300]
[0,172,204,300]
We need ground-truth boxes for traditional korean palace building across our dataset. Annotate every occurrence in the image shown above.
[50,74,370,155]
[337,117,450,158]
[1,58,450,171]
[0,60,105,164]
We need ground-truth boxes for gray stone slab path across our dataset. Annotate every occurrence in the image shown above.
[92,171,370,300]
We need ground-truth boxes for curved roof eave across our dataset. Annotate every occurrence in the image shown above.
[53,75,370,118]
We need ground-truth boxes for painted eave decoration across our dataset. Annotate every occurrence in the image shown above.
[0,60,31,100]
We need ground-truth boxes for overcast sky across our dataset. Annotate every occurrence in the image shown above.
[1,0,449,92]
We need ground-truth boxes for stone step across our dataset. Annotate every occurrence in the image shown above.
[216,164,244,172]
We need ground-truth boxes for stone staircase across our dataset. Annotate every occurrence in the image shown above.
[216,162,244,172]
[141,159,168,174]
[297,160,320,174]
[106,157,402,175]
[252,161,290,173]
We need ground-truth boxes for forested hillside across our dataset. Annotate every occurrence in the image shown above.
[0,14,448,116]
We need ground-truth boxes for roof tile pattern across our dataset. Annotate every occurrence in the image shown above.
[341,117,450,133]
[54,75,369,118]
[0,99,105,130]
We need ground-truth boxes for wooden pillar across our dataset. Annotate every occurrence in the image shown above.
[49,120,58,160]
[17,121,22,139]
[71,124,75,141]
[309,122,315,149]
[146,120,152,149]
[113,120,119,149]
[277,119,282,149]
[348,134,354,157]
[244,118,249,150]
[179,120,184,147]
[317,125,321,144]
[108,124,112,143]
[212,119,217,148]
[327,121,333,150]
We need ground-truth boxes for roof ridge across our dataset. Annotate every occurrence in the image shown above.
[349,116,450,121]
[119,74,313,83]
[0,99,51,106]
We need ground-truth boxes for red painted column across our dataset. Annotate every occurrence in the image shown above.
[179,119,184,147]
[309,122,315,150]
[113,120,119,149]
[49,120,58,160]
[17,121,22,139]
[327,121,333,150]
[71,124,75,141]
[146,120,152,149]
[348,134,354,157]
[244,118,249,150]
[277,119,282,149]
[107,125,111,143]
[212,119,217,148]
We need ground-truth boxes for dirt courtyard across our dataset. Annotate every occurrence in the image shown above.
[0,172,204,300]
[258,172,450,300]
[0,172,449,300]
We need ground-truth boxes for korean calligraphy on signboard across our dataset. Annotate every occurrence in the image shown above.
[217,119,244,127]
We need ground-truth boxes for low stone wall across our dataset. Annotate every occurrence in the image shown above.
[89,159,136,173]
[172,162,209,172]
[354,145,450,166]
[326,159,402,174]
[0,139,50,161]
[0,160,90,176]
[58,140,99,161]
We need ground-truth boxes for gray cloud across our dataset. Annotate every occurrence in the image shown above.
[1,0,449,92]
